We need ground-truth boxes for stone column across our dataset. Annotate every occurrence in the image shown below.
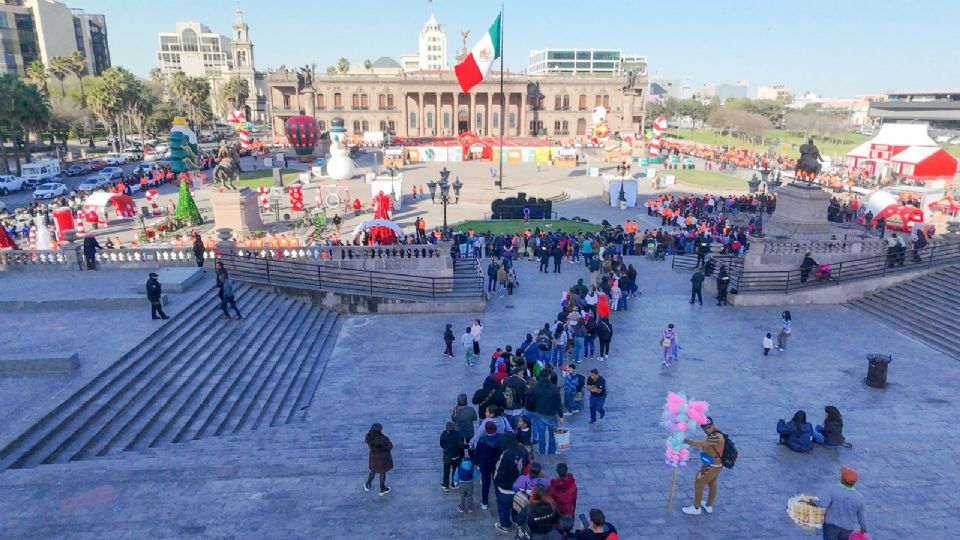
[418,92,424,136]
[519,92,526,136]
[621,93,634,135]
[469,93,476,133]
[303,89,316,118]
[435,92,440,136]
[485,93,492,137]
[453,92,460,135]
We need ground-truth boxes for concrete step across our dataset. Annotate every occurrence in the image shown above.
[0,285,253,470]
[849,296,960,359]
[287,316,344,424]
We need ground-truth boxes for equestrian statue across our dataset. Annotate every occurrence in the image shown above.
[213,141,243,190]
[795,138,822,183]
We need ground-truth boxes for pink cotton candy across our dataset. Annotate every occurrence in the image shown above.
[676,421,688,431]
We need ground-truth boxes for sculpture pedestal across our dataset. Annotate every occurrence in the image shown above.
[211,188,264,235]
[762,182,833,239]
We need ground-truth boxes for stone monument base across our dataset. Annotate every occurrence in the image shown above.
[211,188,264,235]
[762,182,834,239]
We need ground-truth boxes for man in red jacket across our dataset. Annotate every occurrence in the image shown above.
[547,463,578,518]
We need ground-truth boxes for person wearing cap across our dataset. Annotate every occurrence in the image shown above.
[145,272,169,320]
[681,416,724,515]
[810,467,866,539]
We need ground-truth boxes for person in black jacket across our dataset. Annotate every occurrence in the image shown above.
[517,484,559,536]
[689,269,705,305]
[191,233,205,268]
[596,317,613,361]
[813,405,846,448]
[443,323,455,357]
[487,260,499,292]
[440,421,464,491]
[146,272,169,320]
[529,373,564,455]
[472,375,507,419]
[493,433,529,533]
[571,508,618,539]
[501,368,528,429]
[82,234,102,270]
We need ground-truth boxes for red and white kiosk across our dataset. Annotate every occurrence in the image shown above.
[82,192,137,227]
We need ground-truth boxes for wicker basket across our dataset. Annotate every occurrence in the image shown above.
[787,494,825,530]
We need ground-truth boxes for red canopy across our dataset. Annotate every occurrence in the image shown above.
[872,204,925,232]
[929,196,960,214]
[0,225,18,250]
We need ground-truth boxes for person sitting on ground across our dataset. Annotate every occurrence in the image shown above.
[777,410,815,453]
[813,405,845,447]
[570,508,619,539]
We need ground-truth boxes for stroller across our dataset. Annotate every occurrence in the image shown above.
[815,264,832,281]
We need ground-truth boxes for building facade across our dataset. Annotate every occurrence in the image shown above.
[155,9,265,122]
[267,69,647,140]
[700,81,749,100]
[869,91,960,129]
[417,14,446,71]
[756,84,792,101]
[528,49,647,77]
[0,0,110,76]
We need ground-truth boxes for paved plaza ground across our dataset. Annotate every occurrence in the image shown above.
[0,246,955,538]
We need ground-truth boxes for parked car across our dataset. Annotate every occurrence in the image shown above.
[153,143,169,154]
[99,167,124,180]
[142,151,164,162]
[103,153,128,165]
[88,159,108,171]
[77,176,108,193]
[65,163,92,176]
[20,159,62,187]
[0,175,25,193]
[121,149,143,161]
[33,182,68,199]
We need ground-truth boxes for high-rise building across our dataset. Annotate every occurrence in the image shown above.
[528,49,647,77]
[155,9,265,122]
[417,14,447,71]
[700,81,749,100]
[0,0,110,76]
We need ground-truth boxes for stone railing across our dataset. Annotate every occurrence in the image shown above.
[758,238,889,256]
[232,243,454,275]
[0,246,216,271]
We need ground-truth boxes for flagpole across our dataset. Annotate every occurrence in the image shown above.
[498,3,504,192]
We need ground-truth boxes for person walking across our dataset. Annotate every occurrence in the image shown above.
[660,323,680,367]
[810,467,867,540]
[777,310,792,351]
[596,317,613,361]
[443,323,455,357]
[364,423,393,496]
[218,275,243,320]
[487,260,499,293]
[571,320,586,363]
[456,456,478,513]
[682,417,724,515]
[584,316,597,361]
[689,269,705,305]
[471,319,484,358]
[586,368,607,424]
[191,233,205,268]
[562,363,585,415]
[145,272,169,320]
[496,263,507,298]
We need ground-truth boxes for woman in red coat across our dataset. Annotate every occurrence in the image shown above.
[364,423,393,496]
[547,463,578,518]
[596,293,611,319]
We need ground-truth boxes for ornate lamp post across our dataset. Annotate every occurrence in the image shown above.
[426,169,462,238]
[753,168,773,237]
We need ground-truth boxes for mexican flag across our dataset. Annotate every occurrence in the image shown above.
[454,14,501,93]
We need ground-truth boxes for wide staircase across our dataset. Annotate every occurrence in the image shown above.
[0,284,342,470]
[848,265,960,360]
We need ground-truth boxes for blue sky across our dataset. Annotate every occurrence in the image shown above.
[69,0,959,97]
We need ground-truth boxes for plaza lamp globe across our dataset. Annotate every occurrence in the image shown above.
[452,177,463,202]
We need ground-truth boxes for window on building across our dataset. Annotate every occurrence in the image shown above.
[476,113,483,129]
[318,120,326,131]
[493,112,500,130]
[509,112,516,129]
[562,120,569,132]
[334,93,343,109]
[387,94,395,109]
[578,94,587,110]
[554,95,562,110]
[361,120,369,132]
[379,120,387,131]
[352,94,360,109]
[426,111,434,129]
[554,120,562,132]
[353,120,361,134]
[283,94,291,109]
[529,120,543,135]
[409,112,417,128]
[361,94,369,109]
[181,29,199,52]
[562,95,570,109]
[378,94,386,109]
[602,95,610,108]
[595,95,602,107]
[316,94,325,109]
[388,120,396,132]
[443,112,450,129]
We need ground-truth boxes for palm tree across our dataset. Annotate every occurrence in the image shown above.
[0,75,50,172]
[25,60,47,95]
[219,76,249,114]
[149,68,164,86]
[65,51,87,101]
[336,57,349,74]
[364,59,373,72]
[87,67,135,151]
[47,56,70,97]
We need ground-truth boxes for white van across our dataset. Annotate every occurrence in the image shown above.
[21,159,62,187]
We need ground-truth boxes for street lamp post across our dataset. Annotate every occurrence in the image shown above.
[755,168,772,237]
[426,168,462,238]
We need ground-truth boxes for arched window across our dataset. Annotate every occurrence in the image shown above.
[443,112,450,129]
[387,94,395,109]
[409,112,417,128]
[378,94,386,109]
[426,111,434,129]
[181,29,199,52]
[602,95,610,108]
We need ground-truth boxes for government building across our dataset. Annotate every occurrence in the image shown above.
[265,15,647,141]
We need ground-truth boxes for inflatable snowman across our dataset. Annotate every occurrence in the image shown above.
[326,116,356,181]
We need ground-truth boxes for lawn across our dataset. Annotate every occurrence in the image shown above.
[664,128,871,158]
[236,168,304,188]
[669,168,748,190]
[453,219,602,235]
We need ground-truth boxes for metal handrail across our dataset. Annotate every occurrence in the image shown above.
[220,253,485,301]
[728,241,960,294]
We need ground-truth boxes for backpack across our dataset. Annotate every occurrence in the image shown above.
[494,449,524,490]
[536,333,551,350]
[717,431,738,469]
[503,385,517,410]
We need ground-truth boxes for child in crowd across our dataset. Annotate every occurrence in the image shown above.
[763,332,774,356]
[516,415,533,452]
[461,326,475,367]
[489,348,504,374]
[456,457,478,513]
[443,323,455,358]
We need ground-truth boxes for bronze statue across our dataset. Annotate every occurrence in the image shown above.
[796,138,822,183]
[460,30,470,52]
[213,141,243,190]
[295,64,315,93]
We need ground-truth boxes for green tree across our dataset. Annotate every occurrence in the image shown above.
[0,74,50,172]
[47,56,71,97]
[326,66,337,75]
[86,66,137,151]
[65,51,88,101]
[174,179,203,226]
[219,76,249,113]
[363,59,373,71]
[145,100,178,137]
[168,73,209,131]
[25,59,47,95]
[336,57,349,73]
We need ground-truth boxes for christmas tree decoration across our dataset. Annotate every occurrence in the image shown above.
[288,184,304,212]
[174,179,203,226]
